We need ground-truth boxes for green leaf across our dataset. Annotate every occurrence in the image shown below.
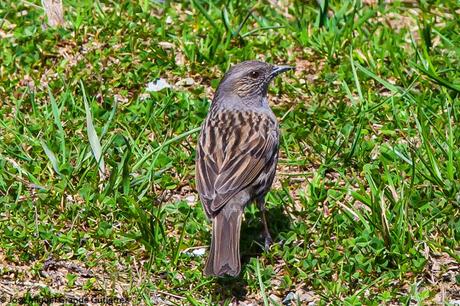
[80,81,106,180]
[40,141,61,176]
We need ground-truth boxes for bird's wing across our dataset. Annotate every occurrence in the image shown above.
[196,109,278,218]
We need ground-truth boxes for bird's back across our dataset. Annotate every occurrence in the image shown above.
[196,105,279,218]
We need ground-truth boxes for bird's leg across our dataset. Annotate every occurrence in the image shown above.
[257,198,272,251]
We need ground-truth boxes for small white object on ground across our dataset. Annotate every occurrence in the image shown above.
[183,248,206,257]
[191,248,206,256]
[146,78,171,92]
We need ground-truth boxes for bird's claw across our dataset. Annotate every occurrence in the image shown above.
[264,235,273,252]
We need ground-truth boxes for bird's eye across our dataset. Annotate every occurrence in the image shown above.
[249,71,260,79]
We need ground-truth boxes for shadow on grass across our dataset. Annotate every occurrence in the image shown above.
[214,276,248,302]
[241,204,292,258]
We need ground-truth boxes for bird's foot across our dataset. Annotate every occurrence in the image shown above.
[264,234,273,252]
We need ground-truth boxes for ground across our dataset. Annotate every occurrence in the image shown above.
[0,0,459,305]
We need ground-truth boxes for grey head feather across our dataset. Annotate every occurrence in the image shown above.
[212,61,294,109]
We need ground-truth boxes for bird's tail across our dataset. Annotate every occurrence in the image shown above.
[204,208,243,277]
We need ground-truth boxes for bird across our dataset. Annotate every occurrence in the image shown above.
[195,60,294,277]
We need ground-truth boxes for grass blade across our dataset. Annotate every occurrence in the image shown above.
[240,25,285,38]
[444,91,455,181]
[47,86,66,163]
[132,126,201,171]
[80,81,106,180]
[100,96,118,139]
[40,140,61,176]
[47,86,65,133]
[355,62,402,94]
[255,258,269,306]
[191,0,217,29]
[411,62,460,93]
[172,207,191,266]
[235,7,255,37]
[221,7,234,36]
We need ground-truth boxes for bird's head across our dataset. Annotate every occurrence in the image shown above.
[215,61,294,105]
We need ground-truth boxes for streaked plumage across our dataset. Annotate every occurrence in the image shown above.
[196,61,293,276]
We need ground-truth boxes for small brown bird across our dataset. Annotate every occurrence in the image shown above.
[196,60,293,277]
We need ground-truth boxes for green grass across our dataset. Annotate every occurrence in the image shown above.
[1,0,459,304]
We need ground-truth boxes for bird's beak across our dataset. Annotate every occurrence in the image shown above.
[270,65,295,78]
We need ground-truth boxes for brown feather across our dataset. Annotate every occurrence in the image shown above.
[196,110,278,218]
